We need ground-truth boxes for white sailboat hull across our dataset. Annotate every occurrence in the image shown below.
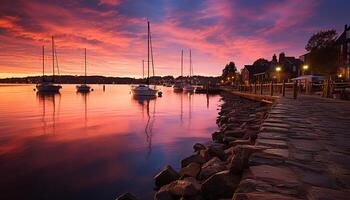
[183,84,195,92]
[131,85,158,96]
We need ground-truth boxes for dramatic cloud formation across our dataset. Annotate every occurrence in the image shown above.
[0,0,349,78]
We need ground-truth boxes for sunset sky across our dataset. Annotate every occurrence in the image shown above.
[0,0,349,78]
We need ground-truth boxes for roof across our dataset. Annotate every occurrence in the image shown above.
[336,25,350,44]
[244,65,270,75]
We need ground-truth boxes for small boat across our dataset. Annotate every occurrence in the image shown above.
[132,84,158,96]
[173,50,184,92]
[173,82,183,92]
[76,48,91,92]
[131,21,158,96]
[36,36,62,93]
[36,82,62,93]
[183,49,195,92]
[183,84,195,92]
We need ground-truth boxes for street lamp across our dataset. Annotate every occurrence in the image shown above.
[302,65,309,75]
[275,66,281,82]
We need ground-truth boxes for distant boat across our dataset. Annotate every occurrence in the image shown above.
[173,50,184,92]
[183,49,195,92]
[36,36,62,93]
[131,21,158,96]
[76,48,91,92]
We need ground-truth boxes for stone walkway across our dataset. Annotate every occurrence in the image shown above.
[234,95,350,200]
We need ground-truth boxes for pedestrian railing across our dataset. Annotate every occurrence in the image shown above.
[233,81,350,99]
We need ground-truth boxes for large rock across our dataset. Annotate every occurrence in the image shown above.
[229,145,263,174]
[115,193,138,200]
[154,165,180,188]
[155,177,201,199]
[179,162,201,178]
[229,138,252,147]
[193,143,206,152]
[212,131,223,142]
[207,143,226,161]
[201,170,241,200]
[199,157,227,180]
[181,153,207,168]
[224,129,246,138]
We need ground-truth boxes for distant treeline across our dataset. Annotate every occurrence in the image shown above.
[0,75,220,85]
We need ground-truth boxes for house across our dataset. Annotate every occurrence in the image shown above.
[241,65,270,84]
[336,24,350,79]
[242,53,302,84]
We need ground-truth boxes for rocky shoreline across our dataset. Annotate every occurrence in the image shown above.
[117,92,271,200]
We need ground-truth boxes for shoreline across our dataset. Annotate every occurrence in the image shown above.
[117,91,271,200]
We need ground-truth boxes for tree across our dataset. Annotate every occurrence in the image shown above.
[222,62,237,77]
[221,62,237,84]
[305,29,337,51]
[305,29,339,76]
[253,58,270,66]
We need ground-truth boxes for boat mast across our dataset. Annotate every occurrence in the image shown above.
[142,60,145,79]
[42,45,45,82]
[85,48,87,84]
[189,49,192,84]
[147,21,150,86]
[150,30,155,77]
[181,50,183,77]
[52,36,55,82]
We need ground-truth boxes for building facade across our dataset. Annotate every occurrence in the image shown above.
[242,53,302,84]
[336,24,350,79]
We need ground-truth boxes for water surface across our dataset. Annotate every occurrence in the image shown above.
[0,84,220,200]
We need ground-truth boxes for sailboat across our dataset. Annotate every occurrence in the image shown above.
[173,50,184,91]
[183,49,195,92]
[131,21,158,96]
[76,48,91,92]
[36,36,62,93]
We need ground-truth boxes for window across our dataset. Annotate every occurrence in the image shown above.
[340,45,343,53]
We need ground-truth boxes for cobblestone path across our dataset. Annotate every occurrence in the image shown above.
[234,95,350,200]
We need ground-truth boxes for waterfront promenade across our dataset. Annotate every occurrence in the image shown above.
[234,95,350,199]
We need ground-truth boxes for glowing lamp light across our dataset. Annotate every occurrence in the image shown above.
[303,65,309,70]
[338,74,343,78]
[275,67,281,72]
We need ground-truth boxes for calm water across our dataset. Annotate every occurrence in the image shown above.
[0,84,221,200]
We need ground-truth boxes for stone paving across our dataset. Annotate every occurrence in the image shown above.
[233,95,350,200]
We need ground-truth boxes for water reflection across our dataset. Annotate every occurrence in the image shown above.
[132,96,157,159]
[36,92,61,134]
[77,92,89,128]
[0,84,221,200]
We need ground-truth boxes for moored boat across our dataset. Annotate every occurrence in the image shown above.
[131,21,158,97]
[36,36,62,93]
[76,48,91,93]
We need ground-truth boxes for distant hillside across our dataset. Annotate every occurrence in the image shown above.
[0,75,220,85]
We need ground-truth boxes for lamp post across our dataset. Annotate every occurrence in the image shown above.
[275,66,281,83]
[302,65,309,75]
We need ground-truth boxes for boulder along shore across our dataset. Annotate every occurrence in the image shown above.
[116,92,271,200]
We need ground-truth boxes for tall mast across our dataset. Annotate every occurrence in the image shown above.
[150,31,155,77]
[142,60,145,79]
[147,21,150,85]
[52,36,55,82]
[181,50,183,77]
[42,46,45,82]
[85,48,87,84]
[189,49,192,78]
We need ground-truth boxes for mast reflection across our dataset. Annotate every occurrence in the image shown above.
[132,96,156,159]
[36,92,61,134]
[77,92,89,128]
